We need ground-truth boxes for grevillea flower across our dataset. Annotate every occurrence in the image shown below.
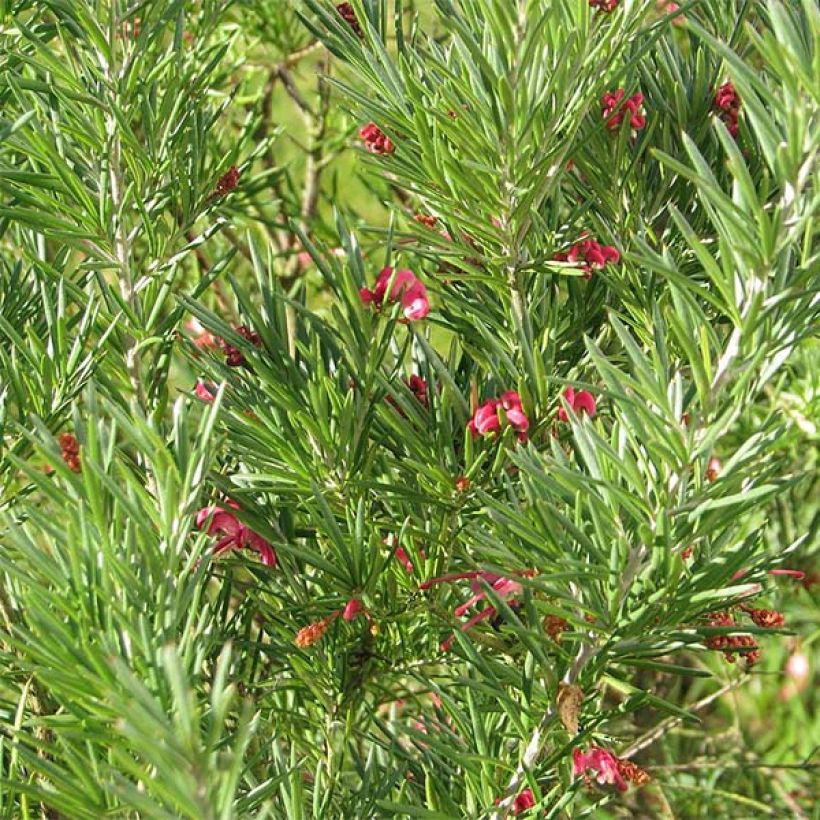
[394,544,427,573]
[360,267,430,321]
[359,122,395,155]
[220,325,262,367]
[602,89,646,131]
[294,598,368,647]
[58,433,81,473]
[387,375,429,414]
[414,213,438,229]
[213,165,240,198]
[740,605,785,629]
[420,570,532,651]
[706,456,721,481]
[589,0,618,11]
[557,386,597,422]
[657,0,684,24]
[573,747,627,791]
[704,611,759,665]
[336,2,363,37]
[573,747,649,790]
[554,238,620,279]
[195,502,276,567]
[543,614,569,641]
[468,391,529,442]
[714,81,741,137]
[186,317,218,351]
[495,788,536,815]
[194,380,217,402]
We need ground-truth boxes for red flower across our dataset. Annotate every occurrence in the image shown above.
[602,89,646,131]
[220,325,262,367]
[468,391,530,442]
[589,0,619,11]
[195,503,276,566]
[713,81,741,137]
[336,2,363,37]
[420,570,532,651]
[213,166,240,198]
[360,267,429,320]
[394,544,427,573]
[58,432,81,473]
[194,380,217,402]
[573,747,627,791]
[359,122,395,155]
[495,788,536,815]
[415,214,438,229]
[557,386,597,422]
[554,239,619,279]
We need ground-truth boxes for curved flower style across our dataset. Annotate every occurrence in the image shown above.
[420,570,530,651]
[557,386,597,422]
[360,266,430,321]
[468,391,529,442]
[195,503,276,567]
[602,89,646,131]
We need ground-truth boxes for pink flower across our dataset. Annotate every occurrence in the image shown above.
[343,598,365,621]
[194,380,217,402]
[468,391,530,442]
[420,570,532,651]
[657,0,684,24]
[196,503,276,566]
[557,386,597,422]
[394,545,426,573]
[496,788,536,815]
[572,747,627,791]
[360,267,430,321]
[359,122,395,155]
[554,238,619,279]
[602,89,646,131]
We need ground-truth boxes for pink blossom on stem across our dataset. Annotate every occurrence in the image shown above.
[572,747,627,791]
[195,502,276,566]
[360,267,430,321]
[194,380,217,402]
[468,391,530,442]
[557,386,597,422]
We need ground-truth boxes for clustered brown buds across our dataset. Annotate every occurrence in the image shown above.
[454,475,471,493]
[58,433,81,473]
[336,3,363,37]
[705,611,759,666]
[295,614,336,648]
[221,325,261,367]
[359,122,395,155]
[741,605,786,630]
[616,758,651,786]
[414,214,438,229]
[543,614,570,641]
[213,166,241,198]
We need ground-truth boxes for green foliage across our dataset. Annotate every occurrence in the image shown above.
[0,0,817,817]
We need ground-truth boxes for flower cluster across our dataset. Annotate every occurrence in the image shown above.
[360,267,430,321]
[573,746,650,791]
[359,122,395,155]
[195,502,276,566]
[58,433,81,473]
[714,81,741,137]
[704,611,759,666]
[213,165,240,198]
[543,614,570,641]
[589,0,619,11]
[557,386,597,422]
[602,89,646,131]
[336,2,363,37]
[221,325,262,367]
[554,238,619,280]
[294,598,368,647]
[468,391,529,441]
[414,213,438,229]
[420,570,533,651]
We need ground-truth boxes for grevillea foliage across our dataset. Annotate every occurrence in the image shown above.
[0,1,817,817]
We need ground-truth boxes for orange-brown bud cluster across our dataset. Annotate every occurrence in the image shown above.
[58,433,81,473]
